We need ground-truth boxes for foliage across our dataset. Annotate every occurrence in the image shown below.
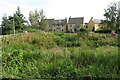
[1,15,13,35]
[13,6,27,31]
[29,9,47,30]
[1,7,27,35]
[79,27,90,32]
[103,2,119,31]
[2,31,119,78]
[77,27,90,37]
[95,28,112,33]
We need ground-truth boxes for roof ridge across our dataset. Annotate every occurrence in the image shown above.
[70,17,84,19]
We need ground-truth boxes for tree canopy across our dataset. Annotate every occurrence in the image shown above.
[103,2,120,31]
[1,14,13,35]
[1,6,27,35]
[29,9,47,30]
[14,6,27,31]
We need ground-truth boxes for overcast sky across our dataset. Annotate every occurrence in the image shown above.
[0,0,120,24]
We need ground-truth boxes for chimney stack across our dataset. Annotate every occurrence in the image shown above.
[91,17,93,20]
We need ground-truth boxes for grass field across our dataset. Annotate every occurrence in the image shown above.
[1,31,119,78]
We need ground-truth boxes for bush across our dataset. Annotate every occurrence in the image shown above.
[65,36,77,41]
[79,27,90,32]
[54,32,64,36]
[55,38,66,46]
[95,28,112,33]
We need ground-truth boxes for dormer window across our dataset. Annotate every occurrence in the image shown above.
[59,20,61,22]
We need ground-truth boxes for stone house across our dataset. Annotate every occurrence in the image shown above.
[68,17,84,32]
[46,18,67,32]
[46,19,54,31]
[88,17,103,31]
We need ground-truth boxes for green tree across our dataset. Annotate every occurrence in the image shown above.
[29,9,47,30]
[14,6,27,31]
[1,14,13,35]
[29,10,39,29]
[116,8,120,29]
[1,6,27,35]
[103,2,118,31]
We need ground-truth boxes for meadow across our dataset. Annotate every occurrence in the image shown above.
[2,31,119,79]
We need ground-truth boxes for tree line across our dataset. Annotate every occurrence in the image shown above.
[1,6,47,35]
[1,2,120,35]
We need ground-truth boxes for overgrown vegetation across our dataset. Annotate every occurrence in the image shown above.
[2,31,119,78]
[1,1,120,79]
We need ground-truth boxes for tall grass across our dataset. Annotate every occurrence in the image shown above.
[2,31,119,78]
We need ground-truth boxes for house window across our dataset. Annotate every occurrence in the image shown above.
[57,29,60,31]
[59,20,61,22]
[54,29,56,31]
[70,29,72,32]
[70,24,72,27]
[62,23,64,27]
[53,23,55,27]
[74,29,76,32]
[80,24,83,27]
[74,24,76,27]
[58,23,60,27]
[62,29,64,31]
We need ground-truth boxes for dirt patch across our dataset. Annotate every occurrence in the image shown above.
[47,47,64,53]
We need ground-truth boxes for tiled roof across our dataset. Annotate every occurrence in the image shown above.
[68,17,84,24]
[93,19,102,24]
[46,19,54,25]
[54,19,67,25]
[46,19,67,25]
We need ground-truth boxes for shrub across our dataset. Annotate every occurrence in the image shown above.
[65,35,77,41]
[95,28,112,33]
[54,32,64,36]
[79,27,90,32]
[54,38,66,46]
